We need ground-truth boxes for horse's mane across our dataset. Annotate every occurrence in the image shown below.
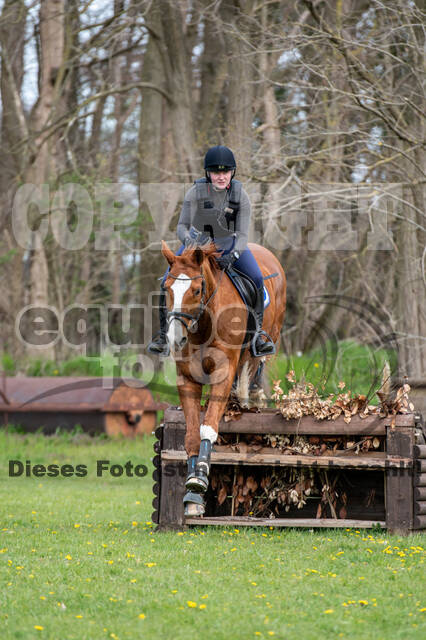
[181,242,221,273]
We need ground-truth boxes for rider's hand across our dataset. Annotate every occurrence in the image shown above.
[216,251,237,270]
[185,227,210,247]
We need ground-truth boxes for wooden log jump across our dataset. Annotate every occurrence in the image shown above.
[152,408,425,534]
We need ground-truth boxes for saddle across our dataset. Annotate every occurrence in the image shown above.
[226,267,270,310]
[226,267,271,351]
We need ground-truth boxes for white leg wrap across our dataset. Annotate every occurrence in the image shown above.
[200,424,218,444]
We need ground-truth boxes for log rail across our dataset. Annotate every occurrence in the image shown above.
[152,408,425,533]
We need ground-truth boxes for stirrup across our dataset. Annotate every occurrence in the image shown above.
[147,333,170,356]
[251,330,276,357]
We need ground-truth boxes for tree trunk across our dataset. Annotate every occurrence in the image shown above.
[25,0,67,360]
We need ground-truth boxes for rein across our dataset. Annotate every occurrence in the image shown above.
[167,266,225,334]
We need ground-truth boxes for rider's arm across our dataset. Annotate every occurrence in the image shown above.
[177,186,197,245]
[233,188,251,253]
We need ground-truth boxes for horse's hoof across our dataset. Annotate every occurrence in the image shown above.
[183,491,205,517]
[184,501,205,517]
[185,474,208,493]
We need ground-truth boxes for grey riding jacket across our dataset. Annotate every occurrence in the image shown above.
[177,180,251,253]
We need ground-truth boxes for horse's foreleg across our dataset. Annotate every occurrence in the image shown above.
[177,377,202,457]
[177,378,207,515]
[194,354,239,489]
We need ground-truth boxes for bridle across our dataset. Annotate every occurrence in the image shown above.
[166,266,225,335]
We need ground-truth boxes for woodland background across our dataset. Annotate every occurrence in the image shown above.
[0,0,424,379]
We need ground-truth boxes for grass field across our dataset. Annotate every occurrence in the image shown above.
[0,430,425,640]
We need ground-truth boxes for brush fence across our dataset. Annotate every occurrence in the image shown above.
[152,407,425,534]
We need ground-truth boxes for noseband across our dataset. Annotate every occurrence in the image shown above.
[166,266,224,335]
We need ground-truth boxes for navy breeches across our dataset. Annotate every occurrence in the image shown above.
[162,245,263,289]
[232,249,263,289]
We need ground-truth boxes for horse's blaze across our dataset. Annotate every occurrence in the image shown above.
[167,273,191,349]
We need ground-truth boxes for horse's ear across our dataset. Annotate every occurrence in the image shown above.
[162,241,175,266]
[194,248,204,266]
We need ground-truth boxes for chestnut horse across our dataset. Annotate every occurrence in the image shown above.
[161,241,286,516]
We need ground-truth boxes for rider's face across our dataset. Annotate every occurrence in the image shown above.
[209,170,232,189]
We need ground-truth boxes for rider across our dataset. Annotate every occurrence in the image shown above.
[147,145,275,357]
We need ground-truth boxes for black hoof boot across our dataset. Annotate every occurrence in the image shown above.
[183,491,205,517]
[185,455,207,493]
[194,438,212,487]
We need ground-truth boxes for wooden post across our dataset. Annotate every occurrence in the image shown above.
[386,426,415,534]
[158,419,187,530]
[413,441,426,530]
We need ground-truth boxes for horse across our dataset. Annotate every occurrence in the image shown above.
[160,240,286,516]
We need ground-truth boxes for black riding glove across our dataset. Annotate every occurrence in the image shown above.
[184,227,211,248]
[216,251,238,270]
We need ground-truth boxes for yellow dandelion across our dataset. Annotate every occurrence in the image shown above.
[145,562,156,567]
[171,590,178,594]
[187,601,197,608]
[199,604,206,610]
[65,555,72,560]
[34,626,44,631]
[74,524,80,528]
[324,609,334,614]
[138,613,146,620]
[76,615,83,619]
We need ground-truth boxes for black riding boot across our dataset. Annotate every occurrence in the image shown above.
[251,286,276,357]
[147,288,170,356]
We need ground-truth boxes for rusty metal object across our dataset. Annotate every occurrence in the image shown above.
[0,377,167,437]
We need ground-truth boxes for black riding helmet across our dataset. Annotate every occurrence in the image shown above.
[204,145,236,181]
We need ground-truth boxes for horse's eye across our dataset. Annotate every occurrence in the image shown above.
[194,288,201,296]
